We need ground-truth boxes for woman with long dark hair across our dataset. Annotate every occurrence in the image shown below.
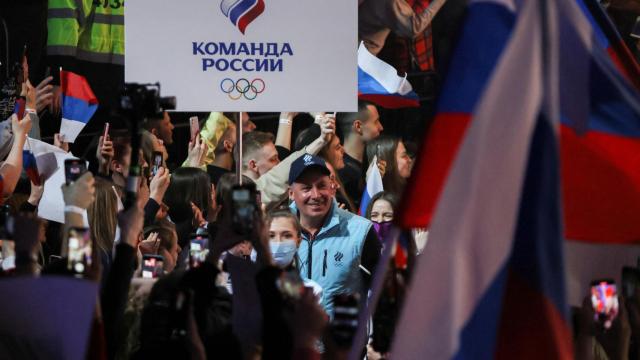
[164,167,213,263]
[366,135,413,198]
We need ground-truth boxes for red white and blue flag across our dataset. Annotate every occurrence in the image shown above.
[22,137,65,186]
[59,70,98,143]
[392,0,573,357]
[359,155,384,215]
[358,42,420,109]
[398,0,640,244]
[220,0,265,35]
[22,139,40,186]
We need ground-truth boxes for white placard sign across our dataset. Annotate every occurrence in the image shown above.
[125,0,357,112]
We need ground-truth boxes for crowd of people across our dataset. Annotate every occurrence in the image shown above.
[1,0,640,359]
[0,90,429,359]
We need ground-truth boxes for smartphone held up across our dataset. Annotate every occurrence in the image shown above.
[590,279,619,329]
[151,151,163,177]
[189,116,200,142]
[142,254,165,279]
[67,227,92,277]
[64,159,87,185]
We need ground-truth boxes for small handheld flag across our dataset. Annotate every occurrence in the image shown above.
[358,42,420,109]
[59,70,98,143]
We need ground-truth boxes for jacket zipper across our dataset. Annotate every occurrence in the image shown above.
[306,233,316,280]
[322,249,327,277]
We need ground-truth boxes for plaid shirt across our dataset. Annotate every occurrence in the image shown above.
[407,0,436,71]
[378,0,436,73]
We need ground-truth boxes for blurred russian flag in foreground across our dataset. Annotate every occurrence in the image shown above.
[392,0,575,357]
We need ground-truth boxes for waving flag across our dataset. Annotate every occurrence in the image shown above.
[220,0,265,34]
[23,139,40,185]
[22,137,66,185]
[359,155,384,215]
[398,0,640,244]
[392,1,573,357]
[59,70,98,143]
[358,42,420,109]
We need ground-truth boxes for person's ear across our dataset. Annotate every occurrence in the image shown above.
[223,139,233,153]
[150,128,159,137]
[288,187,294,201]
[353,120,363,136]
[248,159,257,172]
[111,160,121,173]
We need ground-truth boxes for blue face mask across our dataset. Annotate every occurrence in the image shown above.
[269,240,298,268]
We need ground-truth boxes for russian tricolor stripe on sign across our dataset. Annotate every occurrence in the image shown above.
[220,0,264,34]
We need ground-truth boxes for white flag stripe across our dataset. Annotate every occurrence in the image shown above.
[59,119,87,143]
[358,42,413,95]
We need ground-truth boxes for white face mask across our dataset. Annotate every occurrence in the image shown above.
[269,240,297,268]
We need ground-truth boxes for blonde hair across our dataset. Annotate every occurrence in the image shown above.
[201,112,234,164]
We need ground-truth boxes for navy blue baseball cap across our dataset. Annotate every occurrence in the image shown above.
[288,154,331,185]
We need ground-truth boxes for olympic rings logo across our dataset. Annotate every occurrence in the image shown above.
[220,78,265,100]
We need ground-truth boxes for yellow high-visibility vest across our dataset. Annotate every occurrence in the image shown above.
[47,0,124,65]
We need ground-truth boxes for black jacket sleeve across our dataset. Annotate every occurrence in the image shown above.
[143,198,160,227]
[255,266,293,360]
[101,242,136,360]
[360,228,381,289]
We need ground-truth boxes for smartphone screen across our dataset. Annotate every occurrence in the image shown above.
[189,116,200,142]
[189,236,209,269]
[13,97,26,119]
[590,279,619,328]
[67,227,92,276]
[151,151,163,177]
[231,184,257,236]
[142,254,165,279]
[64,159,87,185]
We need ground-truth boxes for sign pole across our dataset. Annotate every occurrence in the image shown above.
[236,112,243,185]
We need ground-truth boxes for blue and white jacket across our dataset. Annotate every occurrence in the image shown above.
[291,201,373,316]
